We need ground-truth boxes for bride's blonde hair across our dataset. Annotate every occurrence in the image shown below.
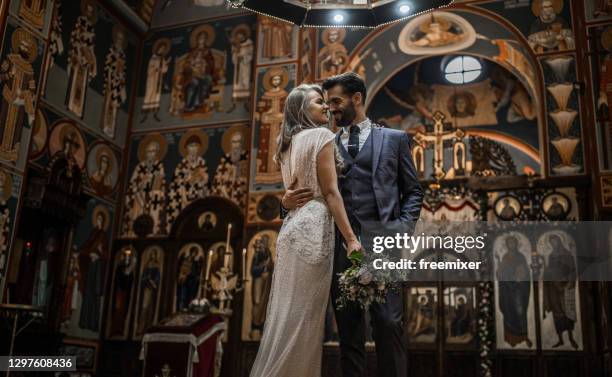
[274,84,341,167]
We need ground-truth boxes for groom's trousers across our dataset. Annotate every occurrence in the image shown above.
[331,224,407,377]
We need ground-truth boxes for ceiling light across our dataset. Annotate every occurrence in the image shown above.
[230,0,453,28]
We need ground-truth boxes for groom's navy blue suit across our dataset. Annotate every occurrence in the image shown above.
[332,122,423,377]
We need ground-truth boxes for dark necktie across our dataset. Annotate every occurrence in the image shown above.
[348,125,360,158]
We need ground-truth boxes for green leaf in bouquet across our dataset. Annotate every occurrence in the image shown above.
[348,249,364,265]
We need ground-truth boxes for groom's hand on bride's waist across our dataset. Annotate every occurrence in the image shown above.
[281,184,314,210]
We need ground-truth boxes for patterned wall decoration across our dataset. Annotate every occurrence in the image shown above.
[121,124,250,239]
[0,18,47,171]
[540,55,584,175]
[43,0,138,148]
[133,15,256,132]
[60,198,115,340]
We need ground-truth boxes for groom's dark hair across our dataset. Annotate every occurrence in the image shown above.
[322,72,367,103]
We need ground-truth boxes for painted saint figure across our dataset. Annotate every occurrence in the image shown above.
[497,235,533,348]
[528,0,574,53]
[318,28,349,79]
[0,28,38,163]
[109,249,135,337]
[176,245,203,311]
[250,235,274,336]
[141,38,171,123]
[61,251,81,326]
[101,26,128,138]
[122,135,167,237]
[167,131,209,230]
[89,145,115,196]
[78,206,110,332]
[211,128,248,208]
[66,0,97,118]
[229,24,253,109]
[542,234,579,349]
[255,67,289,184]
[170,25,219,116]
[260,17,293,59]
[136,247,162,336]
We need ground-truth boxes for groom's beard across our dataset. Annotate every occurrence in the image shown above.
[333,103,357,127]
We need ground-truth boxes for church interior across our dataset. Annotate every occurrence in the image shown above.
[0,0,612,376]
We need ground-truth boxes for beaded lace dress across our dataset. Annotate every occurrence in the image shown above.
[249,127,337,377]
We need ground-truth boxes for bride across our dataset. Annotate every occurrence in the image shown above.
[249,84,361,377]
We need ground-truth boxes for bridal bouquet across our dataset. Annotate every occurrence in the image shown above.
[335,250,398,310]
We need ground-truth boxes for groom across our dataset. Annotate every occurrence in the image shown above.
[281,72,423,377]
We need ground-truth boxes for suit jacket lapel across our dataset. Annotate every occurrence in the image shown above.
[372,126,383,173]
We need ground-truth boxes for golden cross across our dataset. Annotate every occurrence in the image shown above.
[413,111,465,180]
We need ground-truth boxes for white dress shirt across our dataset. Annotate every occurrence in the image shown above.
[340,118,372,152]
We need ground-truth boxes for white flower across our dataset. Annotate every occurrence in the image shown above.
[358,271,373,285]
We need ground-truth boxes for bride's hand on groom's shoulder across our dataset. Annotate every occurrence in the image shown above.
[282,178,314,210]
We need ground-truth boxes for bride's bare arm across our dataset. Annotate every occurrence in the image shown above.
[317,142,362,255]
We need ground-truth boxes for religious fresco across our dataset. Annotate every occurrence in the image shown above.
[242,229,277,341]
[0,19,46,171]
[540,55,584,175]
[537,230,583,351]
[8,0,54,36]
[314,26,370,81]
[167,129,210,230]
[476,0,575,54]
[251,64,296,191]
[247,192,282,224]
[133,245,164,338]
[444,287,477,346]
[86,142,120,197]
[257,17,298,65]
[121,124,250,239]
[60,199,114,340]
[174,242,205,312]
[367,55,541,180]
[106,246,138,339]
[406,286,438,344]
[133,15,256,132]
[588,25,612,172]
[585,0,612,23]
[494,231,537,350]
[122,133,168,238]
[43,0,138,148]
[0,169,22,300]
[489,187,579,222]
[397,11,477,56]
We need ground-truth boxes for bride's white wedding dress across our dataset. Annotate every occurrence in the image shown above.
[249,127,337,377]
